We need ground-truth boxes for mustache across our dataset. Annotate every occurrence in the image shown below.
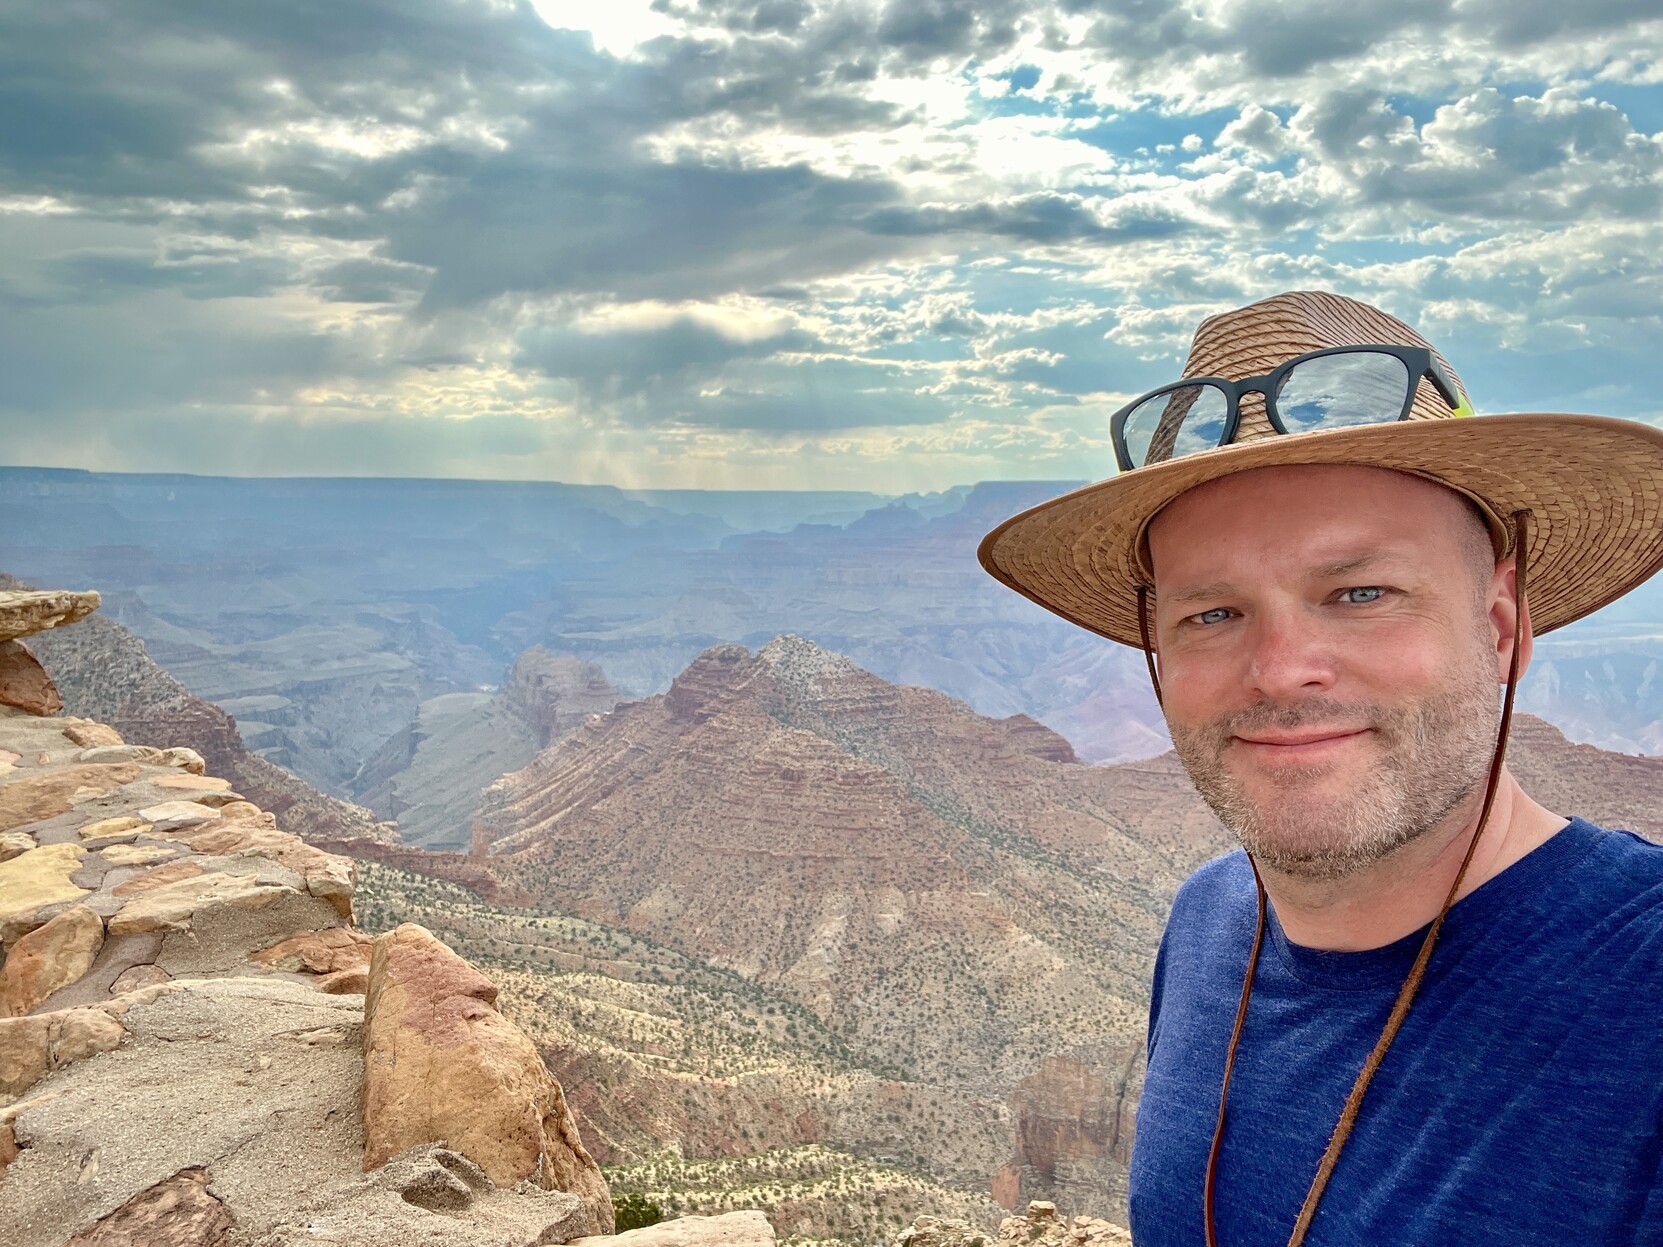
[1199,697,1387,741]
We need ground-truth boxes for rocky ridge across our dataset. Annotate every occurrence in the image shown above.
[0,589,773,1247]
[470,634,1232,1216]
[895,1200,1131,1247]
[2,575,397,848]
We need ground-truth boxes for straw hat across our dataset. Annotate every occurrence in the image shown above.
[977,290,1663,646]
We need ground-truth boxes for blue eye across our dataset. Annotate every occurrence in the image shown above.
[1341,587,1385,604]
[1192,607,1234,626]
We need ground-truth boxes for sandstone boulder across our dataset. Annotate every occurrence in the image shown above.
[255,926,374,993]
[136,800,222,833]
[110,964,172,994]
[62,720,124,748]
[0,978,601,1247]
[78,816,150,844]
[63,1166,235,1246]
[0,1000,128,1099]
[0,640,63,716]
[0,590,100,643]
[0,905,105,1017]
[362,923,614,1234]
[570,1211,778,1247]
[106,867,300,936]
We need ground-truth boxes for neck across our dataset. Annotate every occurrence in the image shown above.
[1259,767,1567,951]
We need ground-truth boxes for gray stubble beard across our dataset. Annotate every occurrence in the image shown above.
[1169,653,1501,881]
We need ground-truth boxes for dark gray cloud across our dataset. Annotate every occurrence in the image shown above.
[311,258,431,304]
[1,0,1660,484]
[861,192,1193,244]
[515,315,818,400]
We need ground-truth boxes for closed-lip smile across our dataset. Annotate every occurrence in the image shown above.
[1232,728,1369,749]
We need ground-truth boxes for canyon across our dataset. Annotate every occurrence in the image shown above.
[0,587,711,1247]
[8,463,1663,1241]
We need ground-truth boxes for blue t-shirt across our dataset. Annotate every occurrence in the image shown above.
[1129,817,1663,1246]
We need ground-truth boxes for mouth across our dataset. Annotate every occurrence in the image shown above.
[1230,727,1370,760]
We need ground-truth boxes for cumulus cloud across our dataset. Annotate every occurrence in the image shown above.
[1,0,1661,487]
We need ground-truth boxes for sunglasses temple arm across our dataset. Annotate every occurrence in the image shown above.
[1425,357,1465,411]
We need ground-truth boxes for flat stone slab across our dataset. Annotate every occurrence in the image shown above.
[0,591,100,644]
[135,802,221,834]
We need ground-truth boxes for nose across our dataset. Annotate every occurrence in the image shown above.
[1244,609,1337,703]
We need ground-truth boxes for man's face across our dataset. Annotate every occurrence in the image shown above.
[1146,464,1510,880]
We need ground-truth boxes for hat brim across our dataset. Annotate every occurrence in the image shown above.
[977,413,1663,647]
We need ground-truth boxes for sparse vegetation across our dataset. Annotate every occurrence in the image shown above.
[613,1192,665,1232]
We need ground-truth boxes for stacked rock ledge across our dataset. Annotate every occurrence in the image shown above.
[0,592,662,1246]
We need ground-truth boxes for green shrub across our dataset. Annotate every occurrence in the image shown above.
[614,1193,665,1232]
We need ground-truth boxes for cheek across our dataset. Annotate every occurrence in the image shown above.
[1155,655,1238,726]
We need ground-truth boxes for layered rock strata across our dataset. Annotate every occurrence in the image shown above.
[0,591,99,718]
[0,595,647,1246]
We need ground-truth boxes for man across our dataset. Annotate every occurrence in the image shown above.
[978,291,1663,1245]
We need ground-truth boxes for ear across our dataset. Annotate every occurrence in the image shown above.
[1488,557,1534,682]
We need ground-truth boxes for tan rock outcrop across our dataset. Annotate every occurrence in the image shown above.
[570,1211,777,1247]
[62,719,124,748]
[892,1205,1132,1247]
[895,1215,990,1247]
[0,905,105,1017]
[79,815,151,843]
[0,640,63,715]
[0,589,100,643]
[0,1000,128,1099]
[137,800,222,833]
[255,926,374,993]
[0,843,91,944]
[149,812,356,919]
[0,762,141,835]
[62,1166,235,1246]
[362,923,614,1234]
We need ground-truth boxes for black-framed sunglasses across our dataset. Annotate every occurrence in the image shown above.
[1110,344,1473,473]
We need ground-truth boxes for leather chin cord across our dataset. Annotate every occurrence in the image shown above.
[1135,509,1532,1247]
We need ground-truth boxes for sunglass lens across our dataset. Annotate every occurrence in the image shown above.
[1274,351,1412,433]
[1122,383,1230,467]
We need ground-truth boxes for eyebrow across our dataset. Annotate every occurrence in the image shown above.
[1163,553,1408,606]
[1165,580,1236,606]
[1314,554,1385,580]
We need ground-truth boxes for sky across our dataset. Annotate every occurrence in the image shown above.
[2,0,1661,492]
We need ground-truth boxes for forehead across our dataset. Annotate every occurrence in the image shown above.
[1146,464,1478,581]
